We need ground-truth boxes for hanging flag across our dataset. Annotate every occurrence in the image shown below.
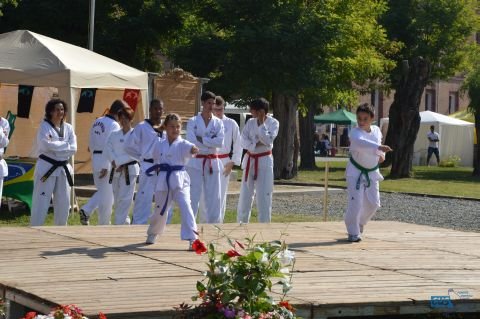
[123,89,140,111]
[77,88,97,113]
[17,85,35,118]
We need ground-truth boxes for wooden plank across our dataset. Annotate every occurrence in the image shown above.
[1,222,480,318]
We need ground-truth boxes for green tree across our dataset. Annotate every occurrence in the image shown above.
[0,0,187,71]
[462,58,480,176]
[0,0,17,16]
[169,0,393,179]
[381,0,478,178]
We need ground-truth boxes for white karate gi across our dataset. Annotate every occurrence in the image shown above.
[147,137,197,241]
[186,113,225,223]
[344,125,384,237]
[31,120,77,226]
[200,115,241,221]
[124,120,165,224]
[0,118,10,204]
[237,116,279,223]
[81,115,120,225]
[105,128,140,225]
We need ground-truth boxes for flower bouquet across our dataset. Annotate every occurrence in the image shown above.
[20,304,106,319]
[176,230,299,319]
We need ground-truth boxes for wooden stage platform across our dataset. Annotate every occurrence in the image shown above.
[1,221,480,318]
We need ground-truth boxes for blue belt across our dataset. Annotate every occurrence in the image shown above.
[146,163,185,215]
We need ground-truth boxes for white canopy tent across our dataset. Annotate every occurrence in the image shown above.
[380,111,474,166]
[0,30,149,173]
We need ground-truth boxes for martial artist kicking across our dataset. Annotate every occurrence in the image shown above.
[31,99,77,226]
[0,116,10,204]
[209,96,242,221]
[80,100,126,225]
[345,103,392,242]
[146,113,199,246]
[237,98,279,223]
[105,107,139,225]
[186,91,225,223]
[124,99,166,224]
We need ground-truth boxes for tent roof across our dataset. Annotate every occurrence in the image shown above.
[0,30,148,89]
[420,111,473,126]
[314,108,357,125]
[449,109,474,123]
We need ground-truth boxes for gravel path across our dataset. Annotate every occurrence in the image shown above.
[226,191,480,232]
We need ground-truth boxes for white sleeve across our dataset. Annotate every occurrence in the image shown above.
[37,123,71,153]
[124,126,142,160]
[231,121,242,165]
[186,118,202,147]
[350,128,381,153]
[203,120,224,148]
[241,121,256,152]
[257,118,279,147]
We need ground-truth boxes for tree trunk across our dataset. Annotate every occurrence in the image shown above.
[473,113,480,176]
[272,92,298,179]
[383,57,431,178]
[299,103,316,169]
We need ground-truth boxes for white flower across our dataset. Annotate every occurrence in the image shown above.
[280,267,290,274]
[260,252,269,263]
[279,249,295,265]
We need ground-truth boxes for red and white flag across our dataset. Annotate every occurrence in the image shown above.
[123,89,140,111]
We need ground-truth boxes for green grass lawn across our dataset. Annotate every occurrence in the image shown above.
[0,198,320,226]
[288,161,480,199]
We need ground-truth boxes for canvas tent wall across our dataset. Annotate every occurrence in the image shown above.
[0,30,149,173]
[379,111,474,166]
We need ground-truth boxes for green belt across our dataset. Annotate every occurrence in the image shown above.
[349,156,379,190]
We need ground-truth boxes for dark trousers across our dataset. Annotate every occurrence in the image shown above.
[427,147,440,165]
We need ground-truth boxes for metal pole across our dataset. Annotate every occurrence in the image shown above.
[323,161,329,222]
[88,0,95,51]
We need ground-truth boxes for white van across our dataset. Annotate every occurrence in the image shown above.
[224,103,252,132]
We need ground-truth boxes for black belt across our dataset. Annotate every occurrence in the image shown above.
[143,158,154,163]
[93,150,103,154]
[39,154,74,187]
[109,160,138,185]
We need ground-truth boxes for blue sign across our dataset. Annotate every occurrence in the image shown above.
[430,296,454,309]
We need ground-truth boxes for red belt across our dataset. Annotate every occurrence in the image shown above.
[196,154,221,175]
[244,150,272,181]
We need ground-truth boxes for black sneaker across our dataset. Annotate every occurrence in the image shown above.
[79,209,90,225]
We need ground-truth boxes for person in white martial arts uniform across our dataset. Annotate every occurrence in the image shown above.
[146,113,199,246]
[206,96,242,222]
[0,116,10,205]
[124,99,171,224]
[105,107,139,225]
[80,100,127,225]
[30,99,77,226]
[186,91,225,224]
[237,98,279,223]
[344,103,392,242]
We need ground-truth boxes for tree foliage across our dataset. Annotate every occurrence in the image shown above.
[381,0,478,177]
[0,0,188,71]
[169,0,394,178]
[462,50,480,176]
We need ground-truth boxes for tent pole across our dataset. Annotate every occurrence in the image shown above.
[58,87,77,217]
[88,0,95,51]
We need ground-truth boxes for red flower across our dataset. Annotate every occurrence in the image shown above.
[279,300,294,311]
[98,312,107,319]
[23,312,37,319]
[226,249,241,258]
[191,239,207,255]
